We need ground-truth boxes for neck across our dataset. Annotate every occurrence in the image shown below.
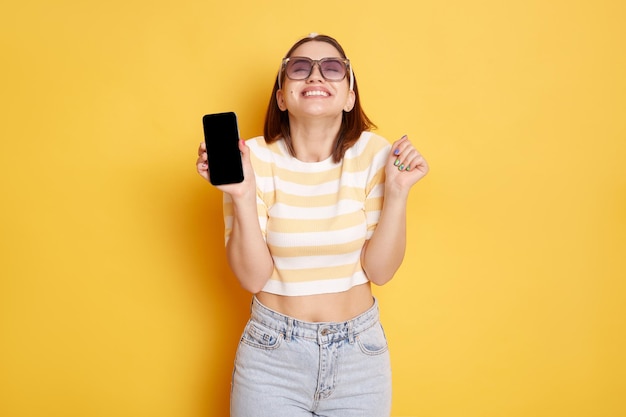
[288,116,342,162]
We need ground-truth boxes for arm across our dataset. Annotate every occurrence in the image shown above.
[225,197,274,294]
[361,135,429,285]
[197,140,274,293]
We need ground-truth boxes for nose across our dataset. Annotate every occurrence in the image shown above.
[306,63,324,82]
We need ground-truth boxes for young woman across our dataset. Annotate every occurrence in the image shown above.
[196,33,429,417]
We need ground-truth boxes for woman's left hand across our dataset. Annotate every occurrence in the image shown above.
[385,135,429,195]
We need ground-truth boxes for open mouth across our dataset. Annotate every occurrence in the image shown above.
[303,90,330,97]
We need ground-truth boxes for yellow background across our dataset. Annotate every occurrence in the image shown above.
[1,0,625,416]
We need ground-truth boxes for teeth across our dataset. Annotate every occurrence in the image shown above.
[304,90,329,97]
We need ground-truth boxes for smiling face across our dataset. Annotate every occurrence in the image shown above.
[276,41,356,119]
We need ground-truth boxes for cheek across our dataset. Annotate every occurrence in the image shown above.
[284,90,297,104]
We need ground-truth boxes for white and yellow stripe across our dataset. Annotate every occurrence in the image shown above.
[224,131,390,296]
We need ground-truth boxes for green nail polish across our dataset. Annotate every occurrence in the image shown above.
[399,164,405,170]
[394,159,400,166]
[405,165,411,171]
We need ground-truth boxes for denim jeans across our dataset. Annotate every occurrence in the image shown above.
[230,296,392,417]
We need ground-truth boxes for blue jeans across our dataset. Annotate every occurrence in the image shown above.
[230,296,392,417]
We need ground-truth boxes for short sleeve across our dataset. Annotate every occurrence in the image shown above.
[363,136,390,239]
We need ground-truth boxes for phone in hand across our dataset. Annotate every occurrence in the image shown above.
[202,112,244,185]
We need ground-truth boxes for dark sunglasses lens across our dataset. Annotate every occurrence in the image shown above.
[286,59,313,79]
[320,59,347,80]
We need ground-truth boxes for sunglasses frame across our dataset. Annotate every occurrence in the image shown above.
[278,56,354,91]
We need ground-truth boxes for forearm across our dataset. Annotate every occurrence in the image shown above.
[226,198,274,293]
[361,190,409,285]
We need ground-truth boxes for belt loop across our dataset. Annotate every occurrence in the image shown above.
[348,320,355,344]
[286,318,294,341]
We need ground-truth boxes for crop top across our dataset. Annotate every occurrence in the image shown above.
[223,131,391,296]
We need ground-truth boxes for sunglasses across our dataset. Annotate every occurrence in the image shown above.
[278,56,354,90]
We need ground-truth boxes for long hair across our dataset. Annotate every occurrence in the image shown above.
[263,34,376,163]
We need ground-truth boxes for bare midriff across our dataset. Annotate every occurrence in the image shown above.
[255,282,374,323]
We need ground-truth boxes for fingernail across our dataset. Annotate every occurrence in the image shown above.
[405,165,411,171]
[401,134,408,140]
[394,159,401,166]
[394,148,400,156]
[399,164,405,170]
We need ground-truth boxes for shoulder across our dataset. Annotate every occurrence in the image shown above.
[246,136,285,160]
[366,132,392,153]
[345,131,391,161]
[244,136,267,152]
[245,137,288,177]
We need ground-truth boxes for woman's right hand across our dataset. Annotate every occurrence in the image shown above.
[196,141,211,182]
[196,140,257,200]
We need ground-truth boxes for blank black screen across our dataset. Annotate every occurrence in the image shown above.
[202,112,244,185]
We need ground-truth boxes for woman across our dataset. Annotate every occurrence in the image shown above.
[196,33,429,417]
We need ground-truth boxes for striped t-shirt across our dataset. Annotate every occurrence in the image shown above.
[223,131,391,296]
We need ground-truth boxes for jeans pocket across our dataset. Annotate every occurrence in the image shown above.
[240,320,284,350]
[356,322,389,356]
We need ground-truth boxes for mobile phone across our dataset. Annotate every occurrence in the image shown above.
[202,112,244,185]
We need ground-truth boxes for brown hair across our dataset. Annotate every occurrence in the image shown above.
[263,34,376,163]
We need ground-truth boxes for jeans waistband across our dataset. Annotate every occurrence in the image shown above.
[250,296,380,344]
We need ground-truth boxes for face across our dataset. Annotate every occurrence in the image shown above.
[276,41,356,118]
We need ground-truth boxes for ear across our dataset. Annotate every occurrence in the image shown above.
[276,89,287,111]
[344,90,356,112]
